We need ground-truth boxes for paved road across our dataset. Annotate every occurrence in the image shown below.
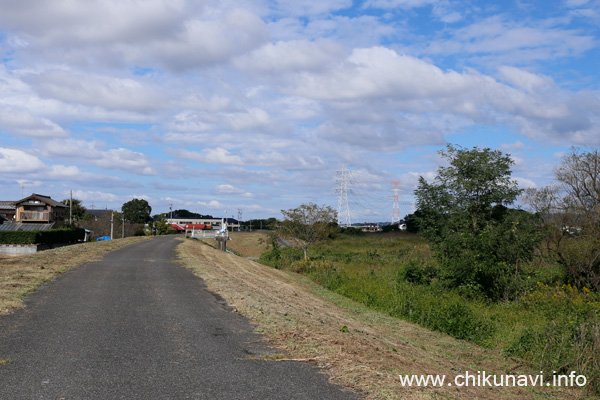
[0,236,357,399]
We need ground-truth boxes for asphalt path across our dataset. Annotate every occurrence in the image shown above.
[0,236,357,399]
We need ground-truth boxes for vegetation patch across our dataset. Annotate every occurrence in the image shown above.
[178,238,581,399]
[258,232,599,397]
[0,227,85,245]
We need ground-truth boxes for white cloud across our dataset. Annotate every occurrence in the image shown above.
[213,184,254,198]
[25,70,169,113]
[0,148,45,173]
[500,141,527,151]
[0,3,269,70]
[0,108,68,138]
[236,39,346,74]
[421,15,595,62]
[497,66,554,93]
[91,148,157,176]
[73,190,120,204]
[363,0,437,9]
[197,200,226,209]
[514,176,537,189]
[270,0,352,16]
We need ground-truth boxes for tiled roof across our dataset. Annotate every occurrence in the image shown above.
[0,222,55,231]
[0,201,16,210]
[14,194,67,208]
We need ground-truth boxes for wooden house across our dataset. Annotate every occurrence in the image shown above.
[13,194,68,226]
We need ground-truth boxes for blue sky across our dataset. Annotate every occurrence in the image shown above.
[0,0,598,222]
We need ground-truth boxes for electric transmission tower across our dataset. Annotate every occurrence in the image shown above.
[336,165,352,227]
[391,182,401,225]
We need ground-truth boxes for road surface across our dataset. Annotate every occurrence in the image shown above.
[0,236,357,399]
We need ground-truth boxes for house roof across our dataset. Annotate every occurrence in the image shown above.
[13,194,67,208]
[0,201,16,210]
[170,224,185,231]
[84,209,113,219]
[0,222,55,231]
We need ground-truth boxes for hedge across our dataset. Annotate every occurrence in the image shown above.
[0,228,85,245]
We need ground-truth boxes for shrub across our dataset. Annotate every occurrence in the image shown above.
[0,228,85,245]
[505,283,600,394]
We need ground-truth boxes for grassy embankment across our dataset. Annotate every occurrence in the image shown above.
[256,231,600,397]
[0,236,149,316]
[180,235,587,399]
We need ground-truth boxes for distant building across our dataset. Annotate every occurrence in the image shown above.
[0,201,16,221]
[167,217,241,231]
[83,209,113,220]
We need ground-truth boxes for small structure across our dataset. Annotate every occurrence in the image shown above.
[215,218,230,251]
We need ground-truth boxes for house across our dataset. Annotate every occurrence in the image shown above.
[13,194,68,227]
[0,201,16,221]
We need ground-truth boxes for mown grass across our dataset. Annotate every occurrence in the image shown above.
[259,232,600,396]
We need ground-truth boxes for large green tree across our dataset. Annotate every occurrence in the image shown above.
[275,203,338,259]
[121,199,152,224]
[415,144,542,300]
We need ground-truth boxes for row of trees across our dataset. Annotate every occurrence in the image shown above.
[62,198,154,225]
[271,145,599,301]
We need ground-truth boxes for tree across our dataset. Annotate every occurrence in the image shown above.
[525,147,600,290]
[275,203,338,259]
[171,209,213,219]
[155,215,171,235]
[122,199,152,224]
[415,144,542,300]
[61,198,86,222]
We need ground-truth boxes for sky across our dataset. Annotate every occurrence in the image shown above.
[0,0,598,222]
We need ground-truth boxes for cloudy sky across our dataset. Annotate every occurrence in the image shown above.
[0,0,598,222]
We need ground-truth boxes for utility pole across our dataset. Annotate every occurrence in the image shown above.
[169,203,173,222]
[122,213,125,238]
[110,211,114,240]
[336,164,351,227]
[391,182,401,225]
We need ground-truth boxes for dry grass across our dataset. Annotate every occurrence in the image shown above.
[0,237,149,316]
[177,238,585,400]
[227,231,270,257]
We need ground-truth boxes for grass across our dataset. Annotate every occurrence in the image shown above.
[256,232,600,398]
[0,236,149,316]
[178,237,587,399]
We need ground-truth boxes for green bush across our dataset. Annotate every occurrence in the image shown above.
[0,228,85,245]
[0,231,38,244]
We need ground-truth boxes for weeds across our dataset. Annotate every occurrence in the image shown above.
[259,232,600,395]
